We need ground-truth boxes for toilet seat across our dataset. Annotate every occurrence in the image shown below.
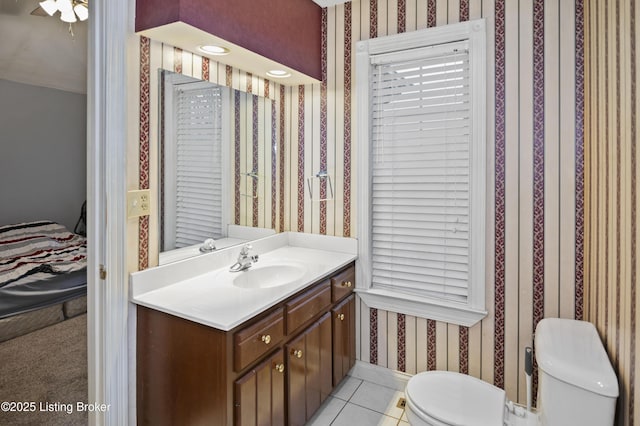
[405,371,506,426]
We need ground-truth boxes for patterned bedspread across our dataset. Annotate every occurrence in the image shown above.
[0,221,87,288]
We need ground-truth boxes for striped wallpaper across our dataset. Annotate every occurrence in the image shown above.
[232,90,279,230]
[584,0,639,424]
[282,0,584,408]
[126,0,624,417]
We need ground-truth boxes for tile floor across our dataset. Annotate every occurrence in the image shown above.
[307,374,409,425]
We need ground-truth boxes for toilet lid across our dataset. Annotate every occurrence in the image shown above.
[406,371,506,426]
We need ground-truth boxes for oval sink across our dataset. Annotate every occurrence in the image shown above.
[232,264,307,289]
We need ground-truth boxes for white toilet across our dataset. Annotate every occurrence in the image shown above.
[404,318,619,426]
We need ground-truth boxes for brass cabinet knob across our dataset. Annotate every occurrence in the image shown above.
[274,363,285,373]
[261,334,271,344]
[341,281,352,288]
[291,349,303,359]
[337,313,345,321]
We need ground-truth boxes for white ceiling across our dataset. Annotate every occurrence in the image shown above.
[0,0,87,94]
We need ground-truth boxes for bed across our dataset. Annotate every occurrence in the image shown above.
[0,220,87,342]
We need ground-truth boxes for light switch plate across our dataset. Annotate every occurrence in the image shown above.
[127,189,151,218]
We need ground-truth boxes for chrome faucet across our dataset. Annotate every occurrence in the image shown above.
[199,238,216,253]
[229,244,259,272]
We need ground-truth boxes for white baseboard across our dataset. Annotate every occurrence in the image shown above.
[348,360,412,391]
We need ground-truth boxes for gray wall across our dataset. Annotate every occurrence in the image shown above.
[0,79,86,231]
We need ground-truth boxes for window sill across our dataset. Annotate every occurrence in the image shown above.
[355,288,487,327]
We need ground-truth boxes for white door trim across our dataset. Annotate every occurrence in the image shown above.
[87,0,130,424]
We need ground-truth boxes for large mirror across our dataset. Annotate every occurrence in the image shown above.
[158,70,278,264]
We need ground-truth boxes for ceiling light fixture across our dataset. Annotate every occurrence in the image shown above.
[266,70,291,78]
[39,0,58,15]
[73,2,89,21]
[39,0,88,23]
[199,45,230,56]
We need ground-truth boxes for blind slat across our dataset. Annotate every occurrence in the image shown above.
[372,268,468,288]
[372,77,469,99]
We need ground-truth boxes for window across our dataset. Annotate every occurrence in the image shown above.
[163,79,230,250]
[356,20,487,326]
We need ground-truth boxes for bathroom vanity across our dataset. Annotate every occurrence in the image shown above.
[131,233,357,425]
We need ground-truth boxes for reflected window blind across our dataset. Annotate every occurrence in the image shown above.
[370,43,471,303]
[174,86,223,248]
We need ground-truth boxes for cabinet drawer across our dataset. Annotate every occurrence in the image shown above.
[286,281,331,334]
[331,266,355,302]
[234,308,285,372]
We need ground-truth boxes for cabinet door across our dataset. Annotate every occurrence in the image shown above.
[234,349,285,426]
[286,312,332,426]
[286,331,306,426]
[332,294,356,386]
[305,312,332,417]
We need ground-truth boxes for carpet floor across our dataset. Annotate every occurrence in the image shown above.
[0,314,88,426]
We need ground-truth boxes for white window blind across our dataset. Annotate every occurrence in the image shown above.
[370,41,472,304]
[173,85,224,248]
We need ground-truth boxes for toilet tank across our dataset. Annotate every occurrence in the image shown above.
[534,318,618,426]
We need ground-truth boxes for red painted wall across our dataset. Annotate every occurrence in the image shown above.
[135,0,322,81]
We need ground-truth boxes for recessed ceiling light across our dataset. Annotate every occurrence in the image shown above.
[199,45,230,56]
[266,69,291,78]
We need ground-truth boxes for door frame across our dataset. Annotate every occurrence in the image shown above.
[87,0,130,423]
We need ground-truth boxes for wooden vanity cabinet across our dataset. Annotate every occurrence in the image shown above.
[332,294,356,386]
[137,262,355,426]
[137,306,235,426]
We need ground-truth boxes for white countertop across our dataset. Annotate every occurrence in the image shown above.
[130,232,357,331]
